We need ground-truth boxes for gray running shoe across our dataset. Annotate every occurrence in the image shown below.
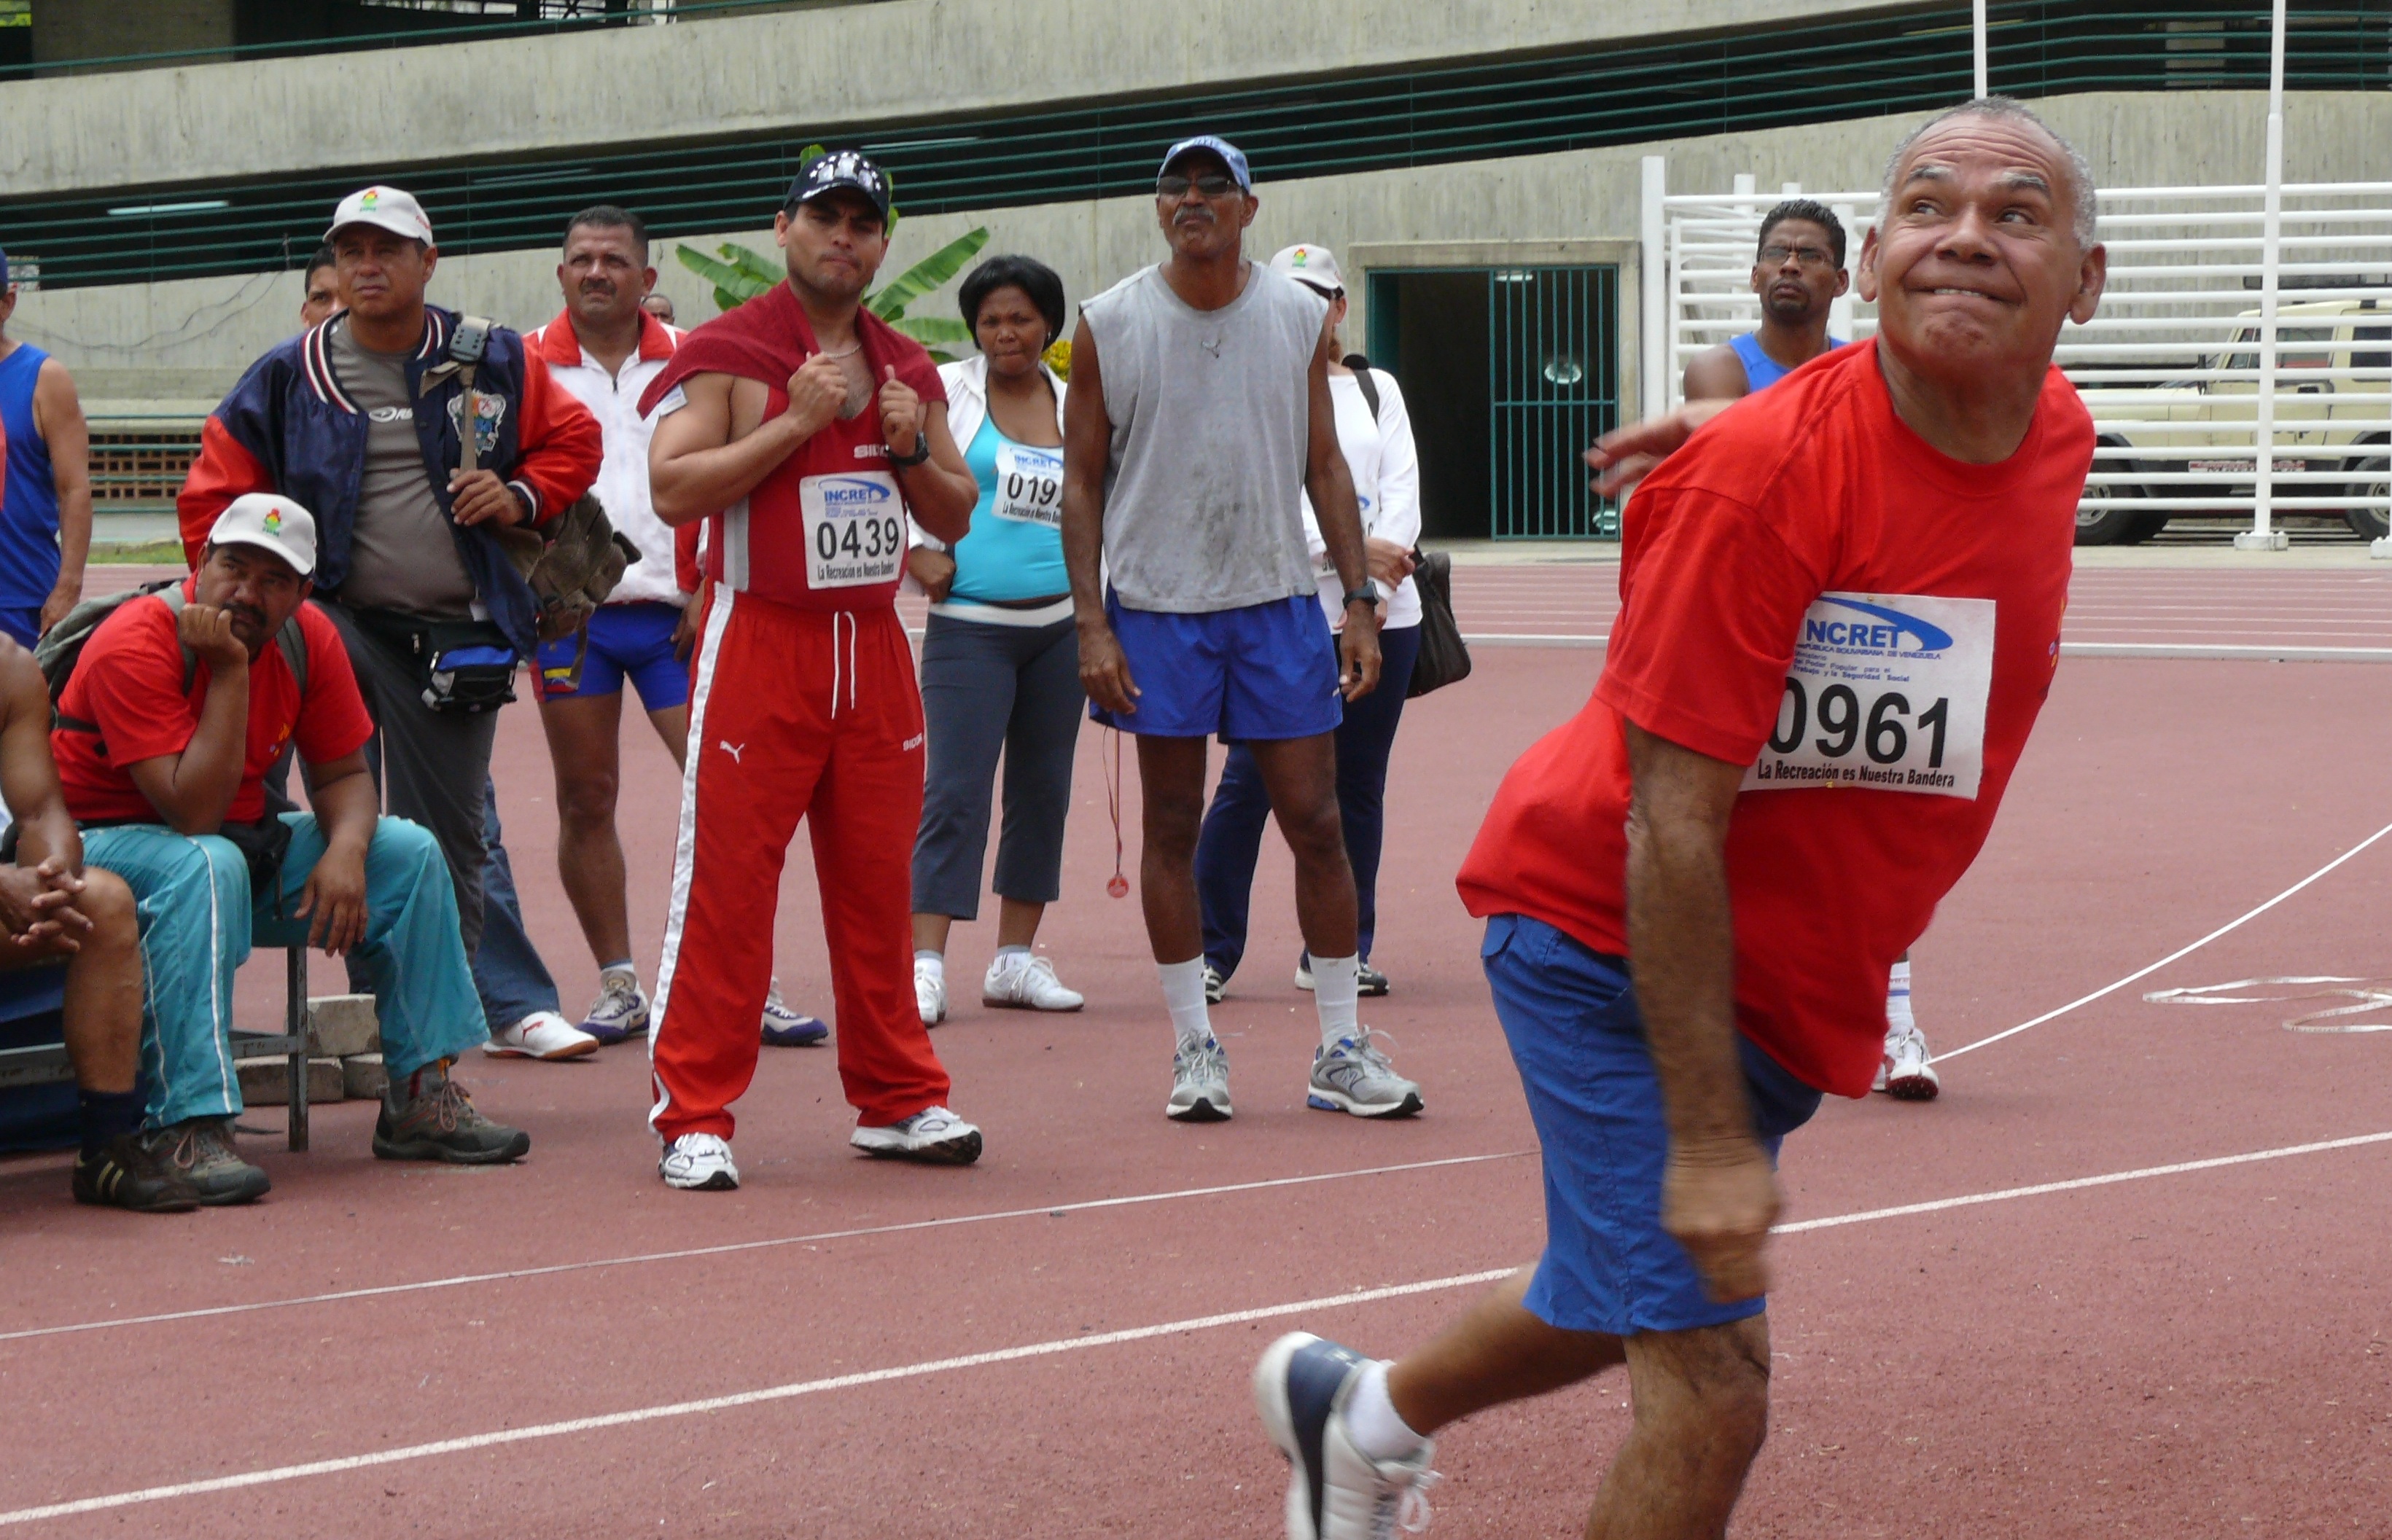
[1308,1031,1424,1119]
[374,1064,530,1165]
[155,1117,270,1205]
[1167,1036,1232,1122]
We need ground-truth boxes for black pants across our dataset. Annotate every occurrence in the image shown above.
[1194,622,1421,976]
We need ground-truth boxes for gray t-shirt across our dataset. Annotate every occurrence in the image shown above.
[1081,262,1325,613]
[328,319,477,618]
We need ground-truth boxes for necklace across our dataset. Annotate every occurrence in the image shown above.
[819,340,862,359]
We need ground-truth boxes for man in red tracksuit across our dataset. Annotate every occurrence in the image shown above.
[642,150,983,1189]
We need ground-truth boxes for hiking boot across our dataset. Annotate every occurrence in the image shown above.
[71,1130,200,1213]
[154,1117,273,1205]
[374,1063,530,1165]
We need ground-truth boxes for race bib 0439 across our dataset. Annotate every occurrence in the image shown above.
[992,443,1064,527]
[1743,592,1995,800]
[800,472,905,589]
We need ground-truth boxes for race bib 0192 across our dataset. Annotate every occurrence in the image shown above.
[800,472,905,589]
[1743,592,1995,800]
[992,443,1064,528]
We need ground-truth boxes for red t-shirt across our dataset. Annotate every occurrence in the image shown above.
[52,583,376,825]
[1455,340,2090,1098]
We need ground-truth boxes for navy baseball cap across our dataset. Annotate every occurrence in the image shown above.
[1158,135,1253,191]
[787,149,892,222]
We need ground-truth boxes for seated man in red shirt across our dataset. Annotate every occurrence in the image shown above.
[52,494,529,1203]
[1253,98,2107,1539]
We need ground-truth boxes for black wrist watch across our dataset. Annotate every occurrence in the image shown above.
[889,435,932,469]
[1342,581,1381,612]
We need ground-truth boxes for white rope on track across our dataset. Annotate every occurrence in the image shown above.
[1937,818,2392,1060]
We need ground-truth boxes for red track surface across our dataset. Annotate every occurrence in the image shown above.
[4,571,2391,1536]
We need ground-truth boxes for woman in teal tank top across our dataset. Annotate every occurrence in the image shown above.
[904,257,1087,1025]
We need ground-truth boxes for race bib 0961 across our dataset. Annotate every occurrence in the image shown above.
[1743,591,1995,800]
[800,472,905,589]
[992,443,1064,527]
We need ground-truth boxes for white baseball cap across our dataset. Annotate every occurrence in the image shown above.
[209,493,317,578]
[325,185,435,246]
[1271,243,1344,297]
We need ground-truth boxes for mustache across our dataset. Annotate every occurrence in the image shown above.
[225,603,268,630]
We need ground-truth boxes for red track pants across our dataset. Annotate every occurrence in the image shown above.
[650,589,951,1137]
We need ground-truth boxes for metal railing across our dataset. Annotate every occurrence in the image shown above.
[1645,176,2392,544]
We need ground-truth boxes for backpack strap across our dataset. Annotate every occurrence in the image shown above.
[1342,353,1383,421]
[55,587,308,736]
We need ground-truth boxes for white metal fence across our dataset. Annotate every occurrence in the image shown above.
[1639,169,2392,547]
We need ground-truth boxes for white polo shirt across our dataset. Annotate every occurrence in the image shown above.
[528,308,684,606]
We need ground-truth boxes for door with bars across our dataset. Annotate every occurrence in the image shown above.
[1490,265,1621,539]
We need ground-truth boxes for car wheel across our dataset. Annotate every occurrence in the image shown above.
[2342,445,2390,540]
[2077,437,2149,546]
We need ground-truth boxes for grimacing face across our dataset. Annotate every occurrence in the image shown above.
[775,193,887,305]
[1857,114,2105,381]
[973,284,1050,380]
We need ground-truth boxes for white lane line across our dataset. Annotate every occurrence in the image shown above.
[1939,818,2392,1060]
[6,1126,2385,1528]
[1457,637,2392,660]
[0,1152,1528,1345]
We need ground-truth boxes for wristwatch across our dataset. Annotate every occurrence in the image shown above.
[889,434,932,469]
[1342,580,1382,612]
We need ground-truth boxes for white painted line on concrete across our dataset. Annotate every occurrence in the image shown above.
[0,1152,1530,1345]
[1460,636,2392,660]
[1940,818,2392,1060]
[7,1127,2385,1527]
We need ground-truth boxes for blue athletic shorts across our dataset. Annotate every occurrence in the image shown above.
[0,607,39,650]
[533,601,690,708]
[1482,912,1824,1338]
[1090,593,1341,741]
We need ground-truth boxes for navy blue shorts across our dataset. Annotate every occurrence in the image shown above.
[1482,912,1824,1338]
[1090,593,1341,741]
[0,606,39,650]
[533,601,690,709]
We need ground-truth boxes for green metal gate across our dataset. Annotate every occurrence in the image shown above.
[1489,265,1620,539]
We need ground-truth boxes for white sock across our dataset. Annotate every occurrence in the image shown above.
[1311,953,1360,1050]
[1344,1359,1427,1462]
[994,945,1030,965]
[916,951,945,982]
[1886,960,1914,1036]
[1158,958,1212,1047]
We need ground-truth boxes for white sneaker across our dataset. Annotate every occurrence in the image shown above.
[983,952,1084,1012]
[1877,1024,1941,1101]
[915,958,948,1026]
[851,1105,983,1165]
[1255,1332,1439,1539]
[659,1133,739,1191]
[1167,1036,1232,1122]
[482,1010,599,1061]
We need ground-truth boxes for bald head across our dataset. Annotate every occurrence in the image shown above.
[1882,97,2096,249]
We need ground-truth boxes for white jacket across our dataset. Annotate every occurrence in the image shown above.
[1302,368,1423,630]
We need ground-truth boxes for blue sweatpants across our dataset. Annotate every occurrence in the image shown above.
[83,814,489,1130]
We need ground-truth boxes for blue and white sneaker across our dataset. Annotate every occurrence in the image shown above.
[1255,1332,1438,1539]
[1307,1031,1424,1118]
[760,978,829,1047]
[577,970,650,1046]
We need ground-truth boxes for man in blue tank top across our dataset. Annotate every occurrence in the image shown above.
[0,247,94,648]
[1682,198,1850,401]
[1682,200,1939,1103]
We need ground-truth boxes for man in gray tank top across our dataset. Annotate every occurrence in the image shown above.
[1061,135,1424,1126]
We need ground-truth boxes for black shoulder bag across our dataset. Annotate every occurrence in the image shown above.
[1344,353,1473,699]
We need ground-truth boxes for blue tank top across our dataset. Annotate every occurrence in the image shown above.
[0,344,58,606]
[1729,331,1847,394]
[949,413,1069,605]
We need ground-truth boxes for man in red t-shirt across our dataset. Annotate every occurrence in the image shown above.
[1254,98,2108,1539]
[641,152,984,1188]
[58,494,534,1203]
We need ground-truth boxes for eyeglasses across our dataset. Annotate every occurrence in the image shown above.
[1157,173,1239,200]
[1759,243,1838,269]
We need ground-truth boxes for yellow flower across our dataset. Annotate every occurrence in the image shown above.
[1042,338,1072,380]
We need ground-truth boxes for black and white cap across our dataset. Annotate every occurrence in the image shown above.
[786,149,892,222]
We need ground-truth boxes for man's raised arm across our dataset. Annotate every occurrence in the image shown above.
[650,359,849,526]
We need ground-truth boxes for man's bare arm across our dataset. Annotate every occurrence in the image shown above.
[1,646,82,877]
[122,605,251,835]
[1623,720,1779,1303]
[34,361,90,636]
[1680,345,1751,404]
[650,370,821,526]
[1059,318,1137,716]
[1583,399,1735,501]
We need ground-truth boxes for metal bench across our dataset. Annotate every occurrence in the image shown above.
[0,944,314,1152]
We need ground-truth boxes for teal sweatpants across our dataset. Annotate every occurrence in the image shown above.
[82,814,487,1130]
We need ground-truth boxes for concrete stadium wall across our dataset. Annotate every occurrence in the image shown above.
[21,90,2390,414]
[0,0,1906,197]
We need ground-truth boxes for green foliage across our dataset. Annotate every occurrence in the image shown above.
[864,229,990,323]
[672,227,992,360]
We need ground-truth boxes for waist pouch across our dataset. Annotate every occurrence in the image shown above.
[353,608,519,715]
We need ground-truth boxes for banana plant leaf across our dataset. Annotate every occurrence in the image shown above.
[865,229,990,322]
[673,243,771,313]
[891,316,973,345]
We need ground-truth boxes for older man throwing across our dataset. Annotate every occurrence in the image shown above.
[1254,97,2106,1539]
